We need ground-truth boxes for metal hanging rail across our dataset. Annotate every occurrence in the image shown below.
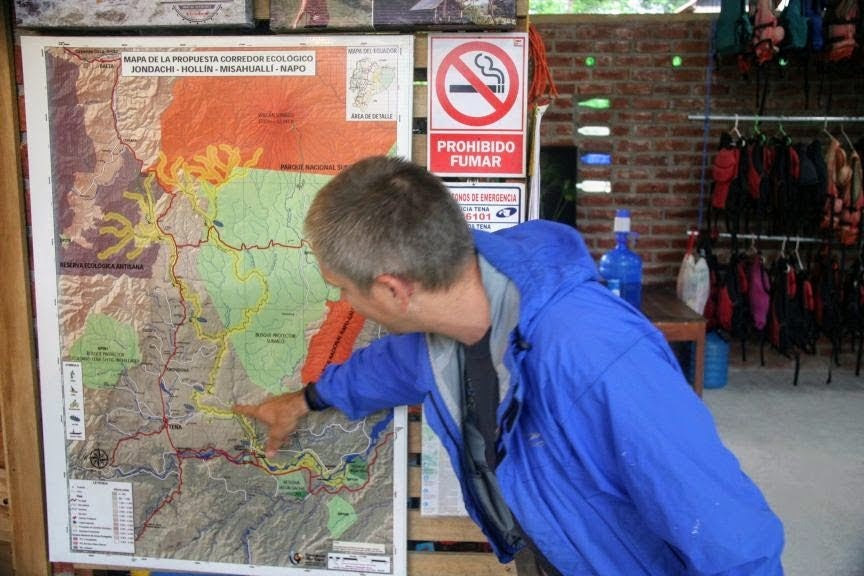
[687,115,864,246]
[688,114,864,123]
[686,230,826,244]
[715,232,824,244]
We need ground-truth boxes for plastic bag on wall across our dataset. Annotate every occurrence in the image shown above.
[677,235,711,315]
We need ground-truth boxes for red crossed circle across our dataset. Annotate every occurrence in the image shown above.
[435,41,519,127]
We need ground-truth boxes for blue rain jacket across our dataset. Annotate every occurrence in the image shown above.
[316,220,785,575]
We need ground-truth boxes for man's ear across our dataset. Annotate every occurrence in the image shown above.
[374,274,414,311]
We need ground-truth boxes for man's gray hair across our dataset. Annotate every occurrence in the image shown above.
[304,156,475,292]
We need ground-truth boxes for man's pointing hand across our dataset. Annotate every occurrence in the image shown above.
[233,390,311,458]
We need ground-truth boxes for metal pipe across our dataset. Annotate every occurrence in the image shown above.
[686,230,825,243]
[687,114,864,123]
[719,232,824,244]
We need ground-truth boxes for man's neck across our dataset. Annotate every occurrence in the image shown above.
[411,256,491,345]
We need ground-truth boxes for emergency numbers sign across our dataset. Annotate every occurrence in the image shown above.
[447,182,525,232]
[428,33,528,177]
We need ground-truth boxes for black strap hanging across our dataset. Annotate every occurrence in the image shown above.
[463,328,501,469]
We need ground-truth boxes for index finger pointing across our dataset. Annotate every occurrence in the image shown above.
[233,404,257,417]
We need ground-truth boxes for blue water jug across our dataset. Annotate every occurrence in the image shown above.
[598,209,643,308]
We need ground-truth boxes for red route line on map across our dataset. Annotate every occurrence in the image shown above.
[60,47,384,539]
[119,203,311,538]
[62,49,147,169]
[58,51,190,535]
[57,50,189,536]
[178,428,395,494]
[97,156,307,538]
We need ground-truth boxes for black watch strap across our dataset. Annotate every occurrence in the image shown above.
[303,382,330,411]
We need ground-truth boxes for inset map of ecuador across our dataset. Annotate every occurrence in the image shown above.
[22,35,413,576]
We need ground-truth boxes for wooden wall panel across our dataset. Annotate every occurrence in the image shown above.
[408,551,517,576]
[0,3,50,575]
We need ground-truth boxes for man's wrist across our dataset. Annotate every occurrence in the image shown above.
[303,382,331,411]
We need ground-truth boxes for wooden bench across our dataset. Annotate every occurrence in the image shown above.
[641,285,706,397]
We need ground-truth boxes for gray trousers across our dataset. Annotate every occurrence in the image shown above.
[514,542,562,576]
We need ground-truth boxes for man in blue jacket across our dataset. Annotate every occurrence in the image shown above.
[234,156,784,574]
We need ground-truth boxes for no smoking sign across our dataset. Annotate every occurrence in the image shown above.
[428,33,528,177]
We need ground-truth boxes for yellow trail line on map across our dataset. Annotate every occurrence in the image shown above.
[97,174,165,260]
[153,146,270,422]
[96,144,342,480]
[157,147,339,479]
[191,225,270,421]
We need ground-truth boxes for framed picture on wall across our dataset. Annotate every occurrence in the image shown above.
[270,0,374,31]
[270,0,516,32]
[14,0,254,28]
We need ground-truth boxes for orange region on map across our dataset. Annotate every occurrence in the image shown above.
[301,299,366,384]
[153,47,397,177]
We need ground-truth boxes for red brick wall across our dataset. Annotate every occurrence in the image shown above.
[532,14,864,285]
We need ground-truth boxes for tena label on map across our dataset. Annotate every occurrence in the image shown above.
[63,361,85,441]
[121,51,316,77]
[328,553,391,574]
[69,480,134,554]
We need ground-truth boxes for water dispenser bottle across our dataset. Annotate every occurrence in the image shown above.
[598,209,643,308]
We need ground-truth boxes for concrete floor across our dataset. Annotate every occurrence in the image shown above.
[704,360,864,576]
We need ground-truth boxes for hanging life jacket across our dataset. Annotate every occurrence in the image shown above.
[709,132,748,235]
[767,138,800,236]
[805,0,826,51]
[821,136,849,233]
[838,149,863,246]
[794,264,820,356]
[780,0,810,51]
[701,234,722,330]
[768,255,796,355]
[717,252,751,344]
[840,256,864,375]
[751,0,786,64]
[825,0,859,62]
[711,142,742,210]
[745,140,775,232]
[813,249,843,382]
[795,141,824,236]
[769,254,817,384]
[716,0,754,56]
[807,139,830,227]
[749,253,772,330]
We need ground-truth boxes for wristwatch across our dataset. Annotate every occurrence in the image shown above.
[303,382,330,411]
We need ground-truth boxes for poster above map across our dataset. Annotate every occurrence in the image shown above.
[22,34,413,575]
[14,0,253,28]
[269,0,516,32]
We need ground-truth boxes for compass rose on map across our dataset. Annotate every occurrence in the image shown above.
[89,448,109,469]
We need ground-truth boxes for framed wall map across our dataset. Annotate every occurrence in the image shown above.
[22,34,413,575]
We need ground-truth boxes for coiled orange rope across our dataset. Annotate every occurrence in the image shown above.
[528,22,559,107]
